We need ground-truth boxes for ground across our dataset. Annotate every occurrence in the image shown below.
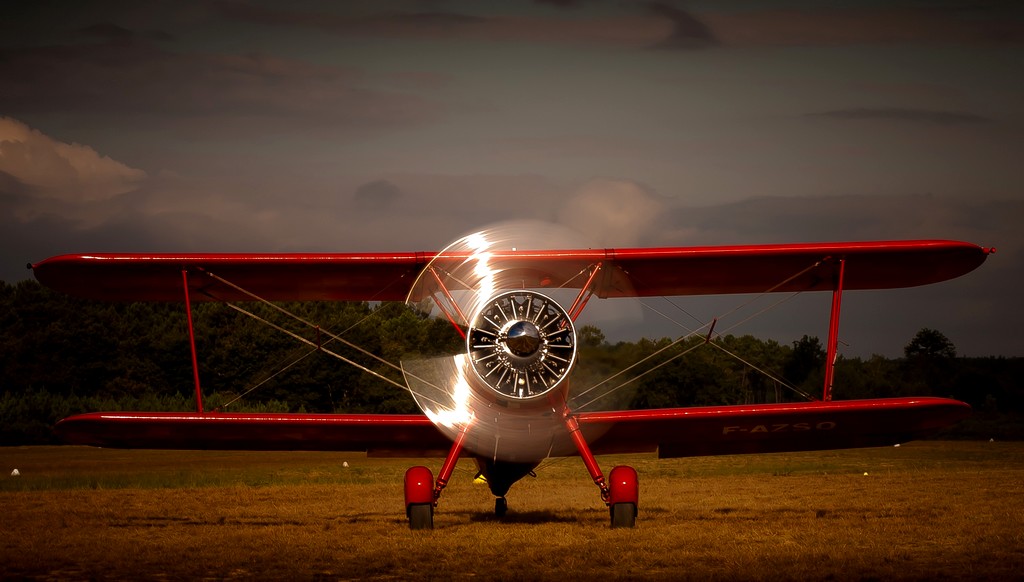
[1,442,1022,580]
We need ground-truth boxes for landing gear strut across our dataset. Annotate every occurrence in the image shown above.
[564,411,640,528]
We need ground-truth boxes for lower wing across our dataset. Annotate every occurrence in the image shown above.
[581,397,970,457]
[56,397,968,458]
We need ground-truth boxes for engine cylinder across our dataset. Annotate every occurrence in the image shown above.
[466,290,576,402]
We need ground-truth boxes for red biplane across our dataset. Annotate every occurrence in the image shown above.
[30,224,993,529]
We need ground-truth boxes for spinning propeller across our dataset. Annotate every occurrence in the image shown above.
[400,221,640,462]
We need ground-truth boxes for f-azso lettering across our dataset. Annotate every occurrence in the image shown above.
[722,421,837,435]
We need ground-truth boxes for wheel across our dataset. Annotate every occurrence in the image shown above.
[610,502,637,529]
[409,503,434,530]
[607,465,639,529]
[495,497,508,517]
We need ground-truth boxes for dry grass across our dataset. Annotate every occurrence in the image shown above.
[1,442,1023,581]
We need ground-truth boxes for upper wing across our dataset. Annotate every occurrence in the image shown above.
[30,240,991,301]
[30,252,431,302]
[580,397,971,458]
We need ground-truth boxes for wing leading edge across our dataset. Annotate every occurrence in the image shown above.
[31,240,992,302]
[55,411,453,456]
[581,397,971,457]
[55,397,969,458]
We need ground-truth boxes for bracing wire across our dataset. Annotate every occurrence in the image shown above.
[196,269,451,410]
[572,259,827,409]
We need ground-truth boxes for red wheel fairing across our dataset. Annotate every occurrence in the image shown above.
[608,465,639,506]
[404,465,434,508]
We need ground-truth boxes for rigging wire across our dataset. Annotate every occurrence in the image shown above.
[197,254,828,417]
[213,302,388,410]
[705,340,816,402]
[572,259,826,409]
[196,270,452,410]
[219,301,406,392]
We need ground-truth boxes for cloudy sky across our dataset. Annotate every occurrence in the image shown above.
[2,0,1022,359]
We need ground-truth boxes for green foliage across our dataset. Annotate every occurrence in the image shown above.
[1,280,1021,444]
[905,328,957,360]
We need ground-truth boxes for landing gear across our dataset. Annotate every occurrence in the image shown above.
[607,465,639,529]
[495,497,508,517]
[563,411,641,528]
[409,503,434,530]
[610,502,637,528]
[404,466,435,530]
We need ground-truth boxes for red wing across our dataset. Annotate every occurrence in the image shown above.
[57,397,969,458]
[30,252,431,302]
[579,397,971,457]
[603,240,991,297]
[55,412,453,457]
[30,240,990,301]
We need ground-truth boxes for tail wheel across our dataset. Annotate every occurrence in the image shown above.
[409,504,434,530]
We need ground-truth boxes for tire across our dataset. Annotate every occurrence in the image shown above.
[610,502,637,529]
[409,503,433,530]
[495,497,508,517]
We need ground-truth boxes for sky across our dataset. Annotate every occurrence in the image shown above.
[1,0,1022,359]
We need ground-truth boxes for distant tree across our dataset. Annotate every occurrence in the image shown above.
[578,325,606,348]
[904,328,957,360]
[784,335,825,390]
[903,328,957,396]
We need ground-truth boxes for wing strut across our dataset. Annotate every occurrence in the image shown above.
[428,267,468,340]
[567,263,602,321]
[822,258,846,402]
[182,269,204,414]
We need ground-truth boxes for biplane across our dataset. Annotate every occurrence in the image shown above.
[30,223,993,529]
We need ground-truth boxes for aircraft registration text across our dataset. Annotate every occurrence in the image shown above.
[722,421,837,435]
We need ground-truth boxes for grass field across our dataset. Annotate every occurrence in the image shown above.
[2,442,1023,580]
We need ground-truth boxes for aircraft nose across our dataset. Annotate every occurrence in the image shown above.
[504,321,541,357]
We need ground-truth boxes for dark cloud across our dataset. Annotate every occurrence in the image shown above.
[533,0,592,8]
[215,2,1014,52]
[0,38,442,136]
[651,195,1016,248]
[6,199,277,283]
[704,6,1024,47]
[0,170,32,197]
[218,2,670,48]
[78,22,137,42]
[0,1,209,48]
[353,180,404,211]
[217,3,485,38]
[809,108,993,126]
[646,2,718,49]
[76,22,175,43]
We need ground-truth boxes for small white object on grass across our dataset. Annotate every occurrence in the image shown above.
[342,461,349,468]
[894,443,900,447]
[863,472,869,476]
[11,469,20,476]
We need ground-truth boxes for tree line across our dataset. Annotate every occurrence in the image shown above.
[1,280,1020,444]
